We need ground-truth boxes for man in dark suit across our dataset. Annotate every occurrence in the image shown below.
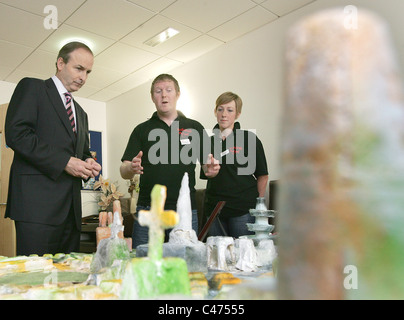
[5,42,101,256]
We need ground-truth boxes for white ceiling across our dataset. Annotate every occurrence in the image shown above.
[0,0,316,102]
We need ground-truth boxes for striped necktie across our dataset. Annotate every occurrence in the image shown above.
[64,92,76,133]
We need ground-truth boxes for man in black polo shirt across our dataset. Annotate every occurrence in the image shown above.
[120,74,220,249]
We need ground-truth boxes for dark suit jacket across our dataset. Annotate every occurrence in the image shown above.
[5,77,92,229]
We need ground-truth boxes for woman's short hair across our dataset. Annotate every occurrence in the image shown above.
[215,91,243,114]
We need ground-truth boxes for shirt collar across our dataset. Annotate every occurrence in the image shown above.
[51,75,70,98]
[213,121,241,130]
[151,110,186,121]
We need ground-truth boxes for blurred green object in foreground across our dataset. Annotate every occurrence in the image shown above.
[120,184,190,299]
[0,271,89,286]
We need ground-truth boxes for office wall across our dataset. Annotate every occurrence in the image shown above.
[2,0,403,196]
[107,0,404,194]
[106,9,285,192]
[0,81,16,104]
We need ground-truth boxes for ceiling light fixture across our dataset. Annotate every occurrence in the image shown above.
[144,27,180,47]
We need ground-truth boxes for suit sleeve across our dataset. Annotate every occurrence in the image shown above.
[5,78,72,180]
[82,131,92,161]
[77,106,92,161]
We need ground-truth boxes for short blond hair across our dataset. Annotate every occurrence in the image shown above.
[215,92,242,114]
[150,74,180,95]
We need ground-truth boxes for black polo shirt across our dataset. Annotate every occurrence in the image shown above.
[200,122,268,217]
[121,111,206,210]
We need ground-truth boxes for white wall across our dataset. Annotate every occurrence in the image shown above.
[109,0,404,194]
[106,12,286,193]
[0,81,16,104]
[2,0,404,197]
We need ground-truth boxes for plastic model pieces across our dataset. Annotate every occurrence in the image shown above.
[136,173,208,272]
[247,197,276,244]
[206,236,235,271]
[120,184,191,299]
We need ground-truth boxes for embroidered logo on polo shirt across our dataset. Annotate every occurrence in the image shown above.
[177,128,192,136]
[229,146,243,154]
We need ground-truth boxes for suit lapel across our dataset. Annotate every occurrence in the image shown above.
[73,99,84,153]
[45,78,76,142]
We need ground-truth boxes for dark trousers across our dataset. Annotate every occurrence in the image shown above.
[204,202,255,238]
[207,213,255,238]
[15,206,81,256]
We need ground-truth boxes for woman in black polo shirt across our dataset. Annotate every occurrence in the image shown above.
[201,92,269,238]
